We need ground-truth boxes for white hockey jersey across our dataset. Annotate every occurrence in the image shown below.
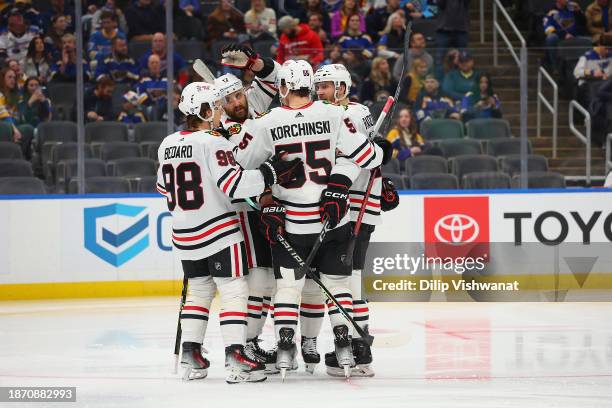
[157,129,267,260]
[344,102,383,226]
[233,100,383,235]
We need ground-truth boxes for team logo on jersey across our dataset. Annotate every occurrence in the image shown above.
[214,262,222,271]
[227,124,242,135]
[84,203,150,267]
[255,110,270,118]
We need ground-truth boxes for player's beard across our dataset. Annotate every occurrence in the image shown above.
[227,102,249,122]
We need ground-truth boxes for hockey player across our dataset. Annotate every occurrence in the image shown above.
[157,82,304,383]
[232,59,393,379]
[313,63,399,377]
[213,44,280,371]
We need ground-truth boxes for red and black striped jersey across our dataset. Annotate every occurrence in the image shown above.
[157,130,267,260]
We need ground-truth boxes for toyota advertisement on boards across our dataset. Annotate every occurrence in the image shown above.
[0,190,611,301]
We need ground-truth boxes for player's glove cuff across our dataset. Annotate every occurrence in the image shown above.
[320,174,351,228]
[380,177,399,212]
[373,137,393,165]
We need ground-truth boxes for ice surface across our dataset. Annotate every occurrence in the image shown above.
[1,298,611,408]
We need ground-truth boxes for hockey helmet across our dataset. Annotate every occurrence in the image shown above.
[178,82,222,122]
[276,59,314,98]
[214,73,244,100]
[314,64,352,101]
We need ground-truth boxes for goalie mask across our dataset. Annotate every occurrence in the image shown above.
[178,82,222,123]
[314,64,352,102]
[276,60,314,99]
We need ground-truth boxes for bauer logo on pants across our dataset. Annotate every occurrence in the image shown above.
[424,196,490,261]
[84,203,150,267]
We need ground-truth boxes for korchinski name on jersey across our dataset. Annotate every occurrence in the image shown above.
[270,121,331,141]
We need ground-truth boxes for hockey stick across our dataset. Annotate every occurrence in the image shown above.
[173,275,189,374]
[192,59,216,84]
[275,223,375,346]
[343,96,394,266]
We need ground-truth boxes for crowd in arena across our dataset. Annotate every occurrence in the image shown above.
[0,0,611,193]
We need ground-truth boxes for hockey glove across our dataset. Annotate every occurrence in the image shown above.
[260,202,286,243]
[380,177,399,212]
[319,174,351,228]
[259,153,304,187]
[221,43,259,70]
[373,137,393,165]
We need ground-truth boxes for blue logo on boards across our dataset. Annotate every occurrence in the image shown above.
[84,203,149,267]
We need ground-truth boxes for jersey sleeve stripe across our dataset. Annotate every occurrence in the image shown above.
[227,171,243,198]
[345,139,369,159]
[222,169,241,193]
[254,78,275,98]
[355,145,373,165]
[216,168,235,189]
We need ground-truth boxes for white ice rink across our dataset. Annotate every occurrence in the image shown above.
[1,298,611,408]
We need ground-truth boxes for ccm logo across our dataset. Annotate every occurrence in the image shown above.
[324,191,348,199]
[263,206,285,213]
[434,214,480,243]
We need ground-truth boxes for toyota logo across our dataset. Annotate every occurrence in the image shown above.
[434,214,480,243]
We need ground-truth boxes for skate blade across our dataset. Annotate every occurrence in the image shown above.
[226,370,267,384]
[280,367,287,382]
[326,365,374,378]
[304,363,317,374]
[264,363,280,374]
[343,365,351,378]
[181,366,208,381]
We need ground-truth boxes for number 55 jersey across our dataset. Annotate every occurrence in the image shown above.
[157,129,268,260]
[233,100,383,235]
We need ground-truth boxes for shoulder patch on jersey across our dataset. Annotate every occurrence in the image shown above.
[227,123,242,135]
[208,130,222,137]
[255,110,270,118]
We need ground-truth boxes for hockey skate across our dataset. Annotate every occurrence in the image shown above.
[180,342,210,381]
[300,336,320,374]
[245,336,279,374]
[276,328,298,381]
[332,325,355,378]
[225,344,267,384]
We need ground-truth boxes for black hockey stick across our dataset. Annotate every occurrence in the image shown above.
[343,96,395,266]
[173,275,188,374]
[275,222,375,346]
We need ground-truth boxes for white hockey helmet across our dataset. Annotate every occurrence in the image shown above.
[276,59,314,98]
[314,64,352,101]
[214,73,243,99]
[178,82,221,122]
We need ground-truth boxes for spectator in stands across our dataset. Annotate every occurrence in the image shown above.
[322,44,345,65]
[590,75,612,145]
[0,67,33,158]
[573,35,612,86]
[77,76,115,122]
[460,73,502,122]
[330,0,365,40]
[393,31,433,81]
[207,0,247,43]
[87,10,125,62]
[245,0,277,42]
[125,0,164,41]
[0,9,40,65]
[443,48,460,77]
[415,74,460,123]
[117,90,147,125]
[23,36,51,83]
[44,15,69,56]
[89,0,128,36]
[137,33,187,78]
[586,0,612,42]
[377,10,406,65]
[49,33,91,82]
[400,57,429,105]
[442,50,477,102]
[137,54,168,108]
[153,84,182,128]
[434,0,469,79]
[544,0,586,70]
[7,59,26,88]
[359,56,397,103]
[338,13,375,60]
[17,76,51,127]
[404,0,426,20]
[308,13,329,46]
[94,37,139,84]
[386,107,425,163]
[365,0,400,43]
[276,15,324,67]
[7,0,44,32]
[343,48,370,83]
[301,0,331,33]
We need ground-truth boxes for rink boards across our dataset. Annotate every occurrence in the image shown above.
[0,189,611,300]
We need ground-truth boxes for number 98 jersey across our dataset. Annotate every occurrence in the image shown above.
[157,129,267,261]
